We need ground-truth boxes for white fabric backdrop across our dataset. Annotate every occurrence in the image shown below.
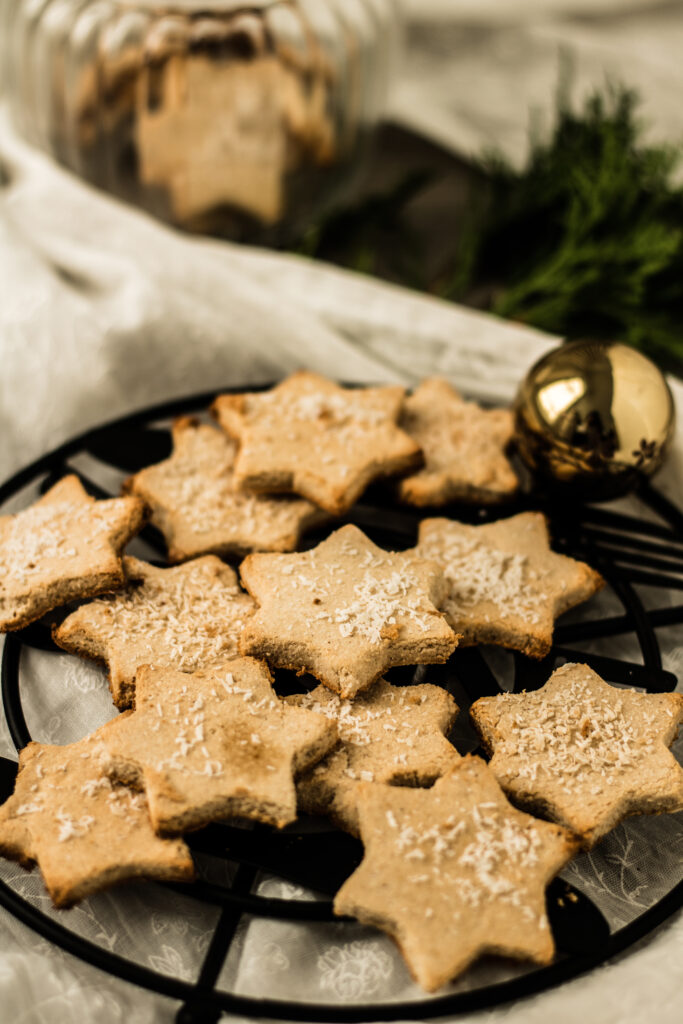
[394,0,683,177]
[1,1,683,1021]
[0,107,557,486]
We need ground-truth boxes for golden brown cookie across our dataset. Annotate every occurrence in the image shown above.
[239,524,459,699]
[102,657,338,834]
[471,662,683,847]
[399,378,518,506]
[288,678,459,835]
[212,372,422,514]
[54,555,256,710]
[416,512,603,658]
[125,417,327,560]
[0,475,145,633]
[334,756,577,992]
[0,729,194,908]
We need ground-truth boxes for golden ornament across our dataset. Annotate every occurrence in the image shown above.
[514,340,675,500]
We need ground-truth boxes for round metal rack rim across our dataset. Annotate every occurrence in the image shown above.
[0,386,682,1022]
[0,872,682,1023]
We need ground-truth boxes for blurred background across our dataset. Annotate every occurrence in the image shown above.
[2,0,683,375]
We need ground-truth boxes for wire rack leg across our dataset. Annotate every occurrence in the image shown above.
[175,863,258,1024]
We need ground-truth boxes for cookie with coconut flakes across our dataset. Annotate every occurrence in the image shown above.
[0,475,146,632]
[399,378,518,506]
[334,756,578,992]
[211,372,422,514]
[54,555,256,709]
[415,512,603,659]
[288,678,460,835]
[471,662,683,847]
[102,657,338,834]
[0,728,194,908]
[239,524,459,699]
[125,417,328,561]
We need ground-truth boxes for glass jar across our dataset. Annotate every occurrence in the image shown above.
[1,0,399,240]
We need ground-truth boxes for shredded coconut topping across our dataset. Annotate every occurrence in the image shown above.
[334,569,435,641]
[259,390,388,431]
[388,800,542,912]
[136,425,315,542]
[273,538,440,648]
[419,529,545,625]
[402,383,515,491]
[84,563,253,672]
[56,807,96,842]
[151,667,283,780]
[296,684,429,751]
[0,499,119,587]
[15,801,44,816]
[489,671,661,793]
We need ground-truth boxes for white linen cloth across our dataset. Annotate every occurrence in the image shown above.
[2,1,683,1020]
[395,0,683,178]
[0,107,551,485]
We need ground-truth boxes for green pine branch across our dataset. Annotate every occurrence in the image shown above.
[446,84,683,374]
[291,82,683,375]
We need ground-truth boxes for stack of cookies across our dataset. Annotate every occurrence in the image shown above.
[1,372,681,993]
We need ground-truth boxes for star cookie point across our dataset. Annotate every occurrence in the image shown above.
[289,678,460,834]
[471,662,683,846]
[334,757,577,991]
[0,475,146,632]
[240,524,458,699]
[416,511,603,658]
[54,555,256,709]
[126,416,327,560]
[212,373,422,514]
[399,378,518,506]
[102,656,338,833]
[0,730,194,907]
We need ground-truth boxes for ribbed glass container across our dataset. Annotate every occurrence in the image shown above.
[1,0,399,239]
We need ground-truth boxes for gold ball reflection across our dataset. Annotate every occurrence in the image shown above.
[514,340,675,500]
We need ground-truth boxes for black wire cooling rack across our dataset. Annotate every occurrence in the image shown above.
[0,388,682,1024]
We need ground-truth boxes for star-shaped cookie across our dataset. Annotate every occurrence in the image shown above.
[0,729,194,907]
[334,757,577,992]
[102,657,338,834]
[416,512,603,658]
[398,378,518,506]
[471,662,683,847]
[54,555,256,709]
[288,678,460,835]
[211,372,422,514]
[239,524,458,699]
[0,475,146,632]
[125,417,327,560]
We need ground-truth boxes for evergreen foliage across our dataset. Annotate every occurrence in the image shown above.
[295,84,683,375]
[449,85,683,374]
